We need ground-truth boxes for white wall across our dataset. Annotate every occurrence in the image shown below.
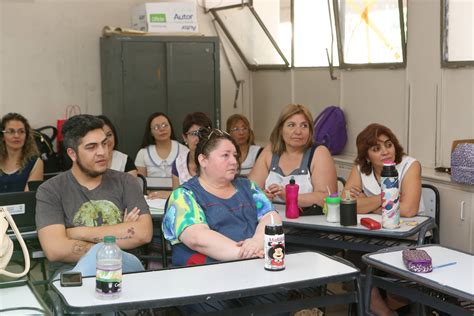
[252,68,341,144]
[251,0,474,169]
[0,0,251,129]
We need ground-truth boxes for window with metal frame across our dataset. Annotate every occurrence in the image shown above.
[252,0,292,65]
[211,0,339,69]
[334,0,407,69]
[441,0,474,68]
[293,0,339,67]
[210,2,290,70]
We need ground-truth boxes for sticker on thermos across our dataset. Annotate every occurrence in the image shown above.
[264,224,285,271]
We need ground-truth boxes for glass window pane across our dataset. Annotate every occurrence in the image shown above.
[294,0,339,67]
[443,0,474,63]
[253,0,292,65]
[337,0,405,65]
[212,4,288,68]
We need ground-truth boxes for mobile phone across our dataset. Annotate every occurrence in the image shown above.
[360,217,381,230]
[60,271,83,287]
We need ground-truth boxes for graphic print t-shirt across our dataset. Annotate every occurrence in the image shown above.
[35,169,149,230]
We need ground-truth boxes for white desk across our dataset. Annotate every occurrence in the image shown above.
[275,204,438,252]
[146,177,172,190]
[0,279,50,315]
[363,245,474,315]
[51,251,363,315]
[146,197,166,217]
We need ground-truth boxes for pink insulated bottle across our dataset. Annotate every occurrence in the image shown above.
[285,178,300,219]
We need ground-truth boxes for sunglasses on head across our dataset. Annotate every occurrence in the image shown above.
[206,128,231,139]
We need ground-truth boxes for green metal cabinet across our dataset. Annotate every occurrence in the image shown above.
[100,35,220,158]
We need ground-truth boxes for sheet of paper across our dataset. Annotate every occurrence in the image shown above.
[146,198,166,215]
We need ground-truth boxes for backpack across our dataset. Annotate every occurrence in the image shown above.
[33,126,61,173]
[313,106,347,155]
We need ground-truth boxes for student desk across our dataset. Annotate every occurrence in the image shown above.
[274,204,438,253]
[0,278,51,315]
[50,251,363,315]
[362,245,474,316]
[146,177,172,191]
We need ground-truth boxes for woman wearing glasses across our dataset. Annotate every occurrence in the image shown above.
[135,112,186,178]
[0,112,44,192]
[249,104,337,210]
[97,115,137,177]
[226,114,262,176]
[171,112,212,189]
[163,128,280,266]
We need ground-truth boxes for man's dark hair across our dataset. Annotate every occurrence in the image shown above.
[62,114,104,152]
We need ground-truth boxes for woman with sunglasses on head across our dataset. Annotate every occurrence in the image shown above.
[163,128,281,267]
[171,112,212,189]
[0,112,44,192]
[249,104,337,210]
[97,115,137,177]
[226,114,262,176]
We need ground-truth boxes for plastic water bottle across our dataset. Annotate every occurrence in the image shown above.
[285,178,300,219]
[96,236,122,299]
[380,161,400,229]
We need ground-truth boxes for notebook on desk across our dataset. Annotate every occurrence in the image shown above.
[0,191,37,233]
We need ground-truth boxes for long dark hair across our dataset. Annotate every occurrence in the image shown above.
[141,112,177,148]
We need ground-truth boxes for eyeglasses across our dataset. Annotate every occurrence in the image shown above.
[151,123,169,131]
[185,130,201,137]
[2,128,26,136]
[230,126,248,133]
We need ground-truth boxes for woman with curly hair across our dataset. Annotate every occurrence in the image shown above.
[343,123,424,316]
[343,123,424,217]
[0,112,44,192]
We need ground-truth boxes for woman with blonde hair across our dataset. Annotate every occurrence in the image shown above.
[249,104,336,209]
[0,112,44,192]
[226,114,262,176]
